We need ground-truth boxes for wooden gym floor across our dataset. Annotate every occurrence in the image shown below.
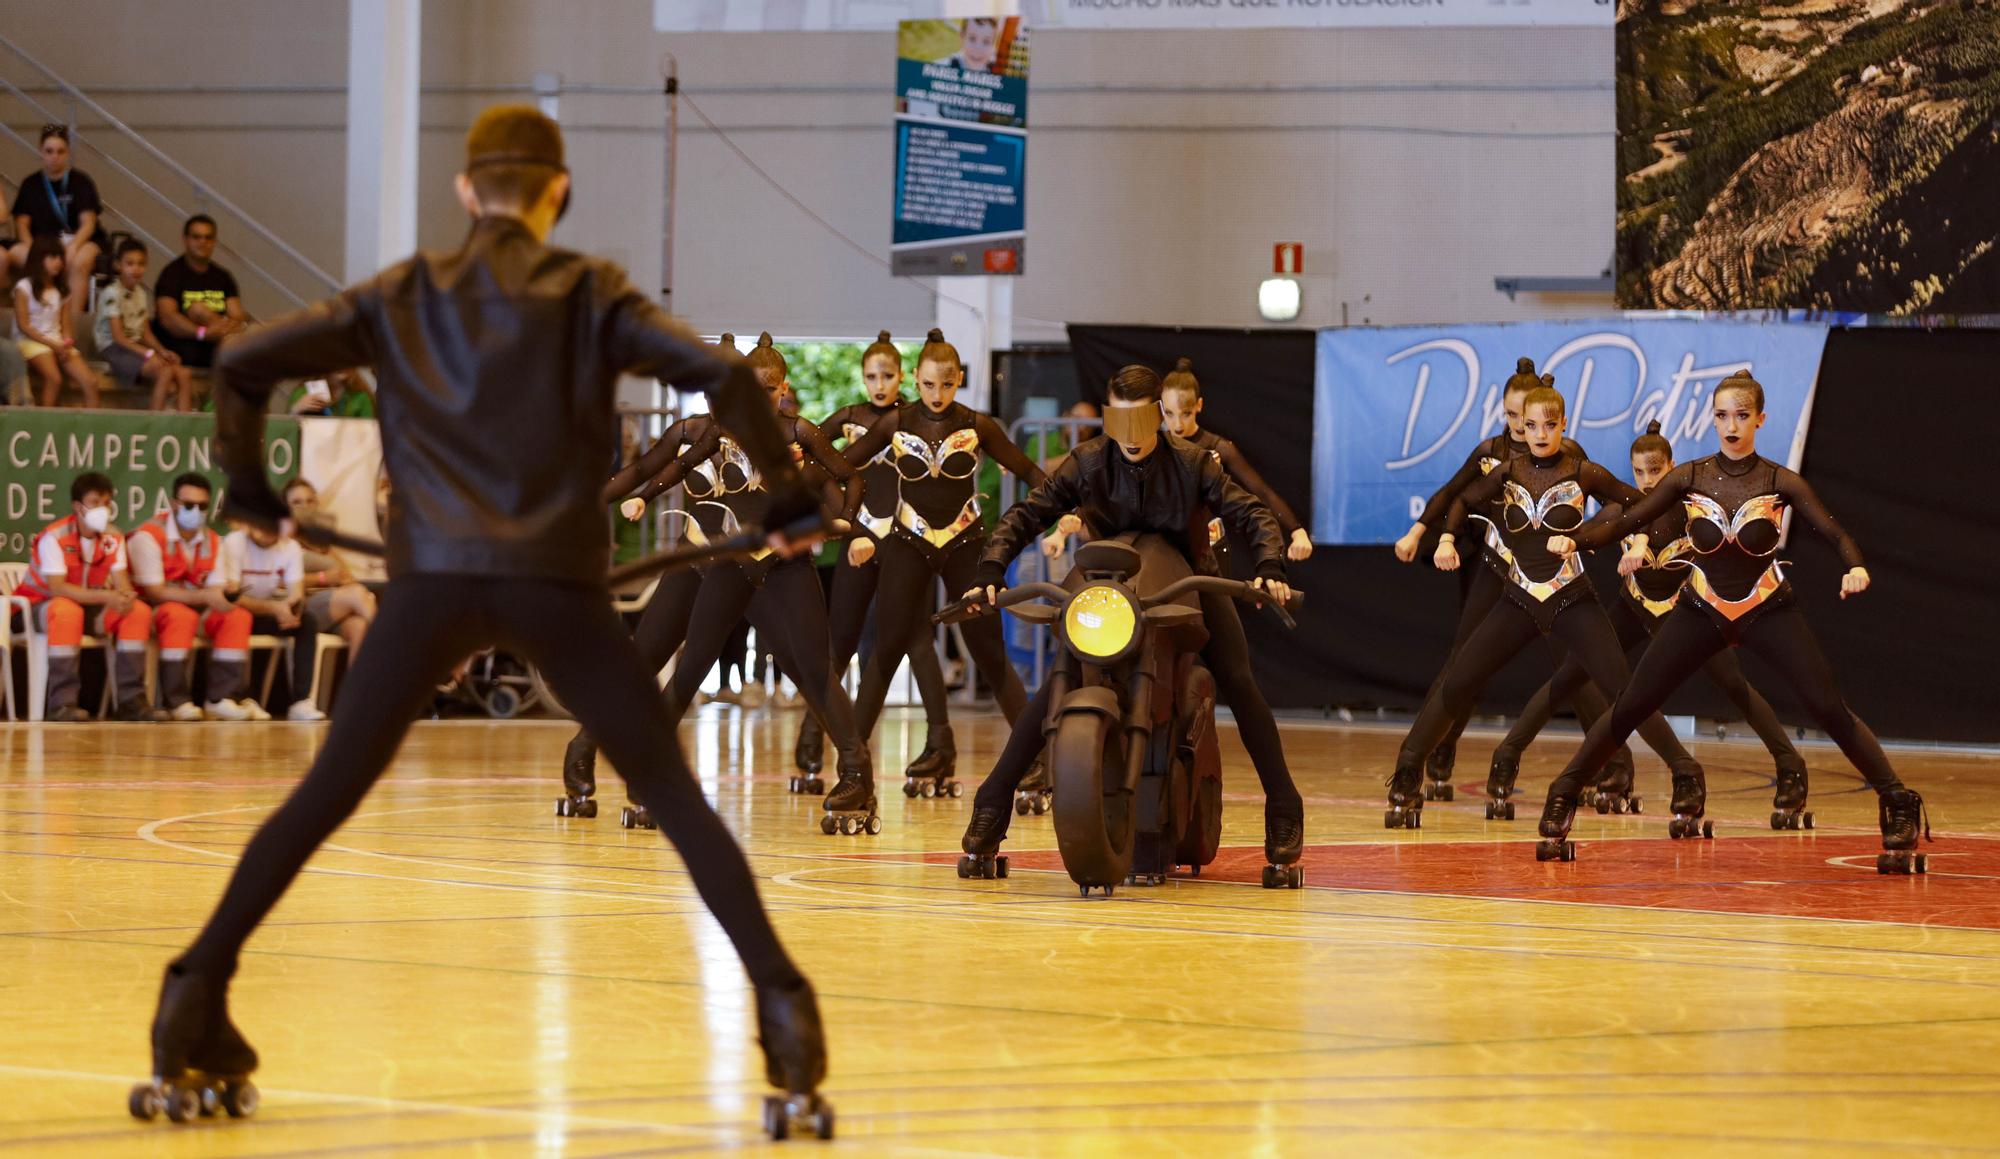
[2,708,1997,1157]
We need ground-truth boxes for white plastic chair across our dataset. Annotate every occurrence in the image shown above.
[257,633,346,711]
[0,560,118,721]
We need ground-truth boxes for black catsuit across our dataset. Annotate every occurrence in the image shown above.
[1495,498,1802,774]
[1545,454,1902,803]
[840,401,1046,733]
[1395,451,1703,785]
[1411,435,1634,776]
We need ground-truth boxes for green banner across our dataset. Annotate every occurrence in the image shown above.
[3,409,299,562]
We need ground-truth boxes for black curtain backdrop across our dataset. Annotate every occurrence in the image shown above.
[1066,324,2000,744]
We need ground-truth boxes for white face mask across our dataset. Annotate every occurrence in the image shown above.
[81,505,111,534]
[175,506,206,533]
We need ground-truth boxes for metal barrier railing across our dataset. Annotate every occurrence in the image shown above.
[1000,415,1099,688]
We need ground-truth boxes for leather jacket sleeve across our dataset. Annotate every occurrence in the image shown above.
[213,284,380,525]
[978,452,1087,590]
[1199,452,1288,580]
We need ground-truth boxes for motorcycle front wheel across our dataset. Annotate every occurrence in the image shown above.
[1050,705,1135,888]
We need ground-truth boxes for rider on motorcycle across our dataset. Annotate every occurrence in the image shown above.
[958,364,1304,873]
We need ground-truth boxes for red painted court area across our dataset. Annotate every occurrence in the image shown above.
[917,834,2000,930]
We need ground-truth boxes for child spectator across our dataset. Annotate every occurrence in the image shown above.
[13,235,102,407]
[95,238,196,410]
[222,520,325,721]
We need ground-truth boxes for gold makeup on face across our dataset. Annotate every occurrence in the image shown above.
[1101,401,1162,447]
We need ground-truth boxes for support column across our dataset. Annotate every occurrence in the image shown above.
[936,276,1012,412]
[346,0,421,282]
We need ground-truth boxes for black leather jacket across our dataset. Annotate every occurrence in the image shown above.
[977,433,1288,590]
[212,216,798,585]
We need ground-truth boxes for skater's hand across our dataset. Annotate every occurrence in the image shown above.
[1545,535,1577,559]
[1615,533,1649,576]
[962,584,999,611]
[846,537,875,567]
[1393,524,1424,563]
[619,497,646,521]
[1056,513,1083,538]
[1249,576,1293,607]
[1841,566,1870,598]
[1040,528,1067,559]
[1287,529,1314,561]
[1433,539,1460,572]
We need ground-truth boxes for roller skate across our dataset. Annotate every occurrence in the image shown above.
[1014,757,1051,816]
[901,723,961,799]
[756,978,835,1140]
[129,962,261,1125]
[1665,762,1713,840]
[1383,756,1423,829]
[1534,792,1578,862]
[1592,751,1643,815]
[554,733,598,818]
[1422,742,1456,802]
[619,802,656,829]
[1769,752,1812,830]
[819,750,880,837]
[1484,746,1520,821]
[1261,806,1305,889]
[957,806,1010,879]
[789,715,826,795]
[1875,787,1931,875]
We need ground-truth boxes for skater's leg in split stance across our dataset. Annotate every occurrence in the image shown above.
[1386,602,1539,827]
[1199,590,1303,861]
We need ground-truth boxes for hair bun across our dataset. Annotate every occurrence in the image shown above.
[718,332,735,345]
[1645,419,1663,435]
[1540,373,1554,386]
[926,327,945,343]
[1173,357,1193,373]
[1516,357,1536,374]
[756,331,774,348]
[1727,368,1752,380]
[876,330,893,343]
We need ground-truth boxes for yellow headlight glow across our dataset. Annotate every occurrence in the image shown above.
[1063,585,1137,660]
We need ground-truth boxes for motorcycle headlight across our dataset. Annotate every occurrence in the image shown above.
[1063,585,1137,661]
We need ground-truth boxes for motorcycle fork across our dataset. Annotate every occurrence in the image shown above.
[1118,635,1158,797]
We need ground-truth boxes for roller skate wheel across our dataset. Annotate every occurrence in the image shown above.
[819,815,836,835]
[1770,811,1784,830]
[1915,854,1928,874]
[1803,812,1814,830]
[902,781,919,798]
[128,1083,162,1120]
[164,1083,202,1123]
[956,856,973,878]
[1596,798,1611,815]
[1015,797,1029,815]
[763,1095,788,1140]
[577,799,596,818]
[1438,784,1454,802]
[1484,801,1497,820]
[948,781,964,798]
[1079,884,1090,898]
[555,798,571,817]
[1702,820,1715,839]
[1561,842,1576,862]
[199,1084,220,1117]
[619,807,635,829]
[1503,802,1516,821]
[1408,811,1422,830]
[865,814,882,836]
[995,856,1009,878]
[220,1081,258,1118]
[1033,796,1049,815]
[812,1101,836,1140]
[1629,798,1642,814]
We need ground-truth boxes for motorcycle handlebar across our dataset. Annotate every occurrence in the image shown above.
[1145,576,1304,629]
[933,582,1070,625]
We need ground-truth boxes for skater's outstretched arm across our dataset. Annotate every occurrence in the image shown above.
[1415,443,1491,531]
[976,454,1086,590]
[974,412,1047,490]
[791,415,862,522]
[839,408,900,468]
[632,426,723,505]
[1569,462,1693,551]
[1212,437,1303,539]
[1199,454,1288,581]
[603,417,693,504]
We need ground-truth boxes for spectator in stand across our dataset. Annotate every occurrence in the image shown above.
[8,125,103,328]
[284,477,376,657]
[13,235,102,406]
[9,471,170,722]
[153,214,247,370]
[95,238,194,411]
[287,368,375,417]
[0,336,25,406]
[221,519,325,721]
[128,472,266,721]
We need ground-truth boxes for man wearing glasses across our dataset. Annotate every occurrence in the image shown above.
[128,473,265,721]
[8,125,104,327]
[153,214,248,372]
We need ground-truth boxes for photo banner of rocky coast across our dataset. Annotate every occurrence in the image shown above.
[1616,0,2000,314]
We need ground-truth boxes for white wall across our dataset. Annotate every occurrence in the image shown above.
[4,0,1614,341]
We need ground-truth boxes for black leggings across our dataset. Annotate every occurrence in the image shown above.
[825,548,947,729]
[1502,597,1799,765]
[721,618,752,689]
[564,567,702,764]
[1549,600,1901,802]
[178,576,802,989]
[971,590,1301,832]
[248,613,318,706]
[1398,596,1696,774]
[854,535,1025,735]
[662,559,867,768]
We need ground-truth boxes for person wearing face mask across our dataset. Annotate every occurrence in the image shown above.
[128,473,264,721]
[12,472,169,722]
[955,364,1304,876]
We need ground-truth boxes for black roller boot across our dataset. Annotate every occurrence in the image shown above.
[957,806,1010,879]
[129,962,261,1124]
[555,732,598,818]
[1770,753,1812,830]
[1875,787,1931,875]
[1535,792,1579,862]
[757,978,835,1140]
[1485,747,1520,820]
[1666,761,1713,840]
[1262,805,1304,889]
[790,714,826,795]
[1384,756,1423,829]
[1423,742,1457,802]
[901,723,960,799]
[820,745,879,837]
[1014,757,1051,816]
[1593,750,1643,815]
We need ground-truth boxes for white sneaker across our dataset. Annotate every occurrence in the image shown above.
[239,699,273,721]
[170,702,205,722]
[286,699,327,722]
[203,699,251,721]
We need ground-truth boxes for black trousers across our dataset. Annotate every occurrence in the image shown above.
[1398,595,1697,774]
[247,613,318,706]
[1501,596,1799,765]
[178,576,802,989]
[1549,600,1902,802]
[565,567,703,765]
[853,535,1025,735]
[825,548,947,729]
[970,590,1302,833]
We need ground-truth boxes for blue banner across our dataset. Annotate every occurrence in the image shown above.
[1310,319,1831,544]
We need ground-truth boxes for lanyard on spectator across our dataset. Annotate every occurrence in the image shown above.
[43,170,69,227]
